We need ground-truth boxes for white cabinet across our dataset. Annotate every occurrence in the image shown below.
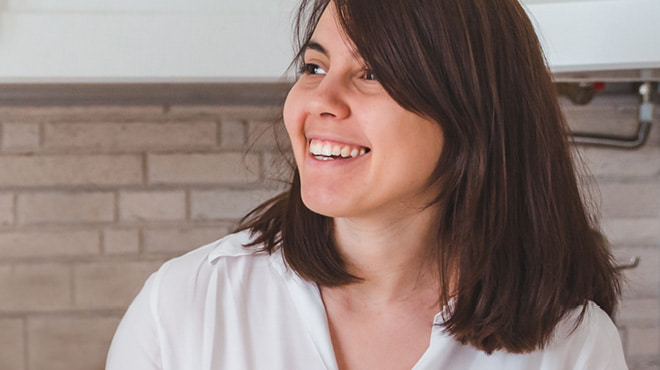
[0,0,299,82]
[523,0,660,74]
[0,0,658,82]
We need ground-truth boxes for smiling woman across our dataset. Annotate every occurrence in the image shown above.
[106,0,627,369]
[284,6,445,222]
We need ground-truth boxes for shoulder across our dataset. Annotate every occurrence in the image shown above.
[148,230,286,304]
[158,229,258,274]
[157,229,279,280]
[107,230,285,370]
[552,302,619,345]
[544,301,628,369]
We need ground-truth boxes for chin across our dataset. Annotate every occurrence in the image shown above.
[300,189,351,219]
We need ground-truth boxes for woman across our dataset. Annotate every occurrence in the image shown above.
[106,0,627,369]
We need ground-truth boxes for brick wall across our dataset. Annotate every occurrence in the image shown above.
[565,94,660,370]
[0,92,657,369]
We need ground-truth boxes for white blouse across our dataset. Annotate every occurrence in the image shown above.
[106,230,628,370]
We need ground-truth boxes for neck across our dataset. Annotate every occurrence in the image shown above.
[327,206,441,307]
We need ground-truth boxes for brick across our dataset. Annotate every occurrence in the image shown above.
[578,146,660,177]
[262,151,294,185]
[143,225,229,254]
[1,122,40,151]
[119,191,186,222]
[43,121,216,150]
[617,299,660,325]
[617,327,627,357]
[627,326,660,357]
[191,189,281,220]
[0,105,164,122]
[559,93,639,110]
[562,101,640,135]
[0,193,13,225]
[103,228,140,255]
[600,183,660,218]
[625,359,660,370]
[0,319,24,370]
[17,192,114,225]
[166,105,281,121]
[248,121,279,151]
[613,247,660,298]
[28,316,121,370]
[0,154,142,187]
[73,261,161,309]
[220,119,247,150]
[601,218,660,246]
[0,230,99,258]
[248,120,292,151]
[0,264,70,311]
[148,153,260,184]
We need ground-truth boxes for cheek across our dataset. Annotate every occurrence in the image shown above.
[282,87,307,162]
[282,90,297,137]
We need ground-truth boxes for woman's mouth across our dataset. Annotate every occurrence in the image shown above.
[308,139,371,161]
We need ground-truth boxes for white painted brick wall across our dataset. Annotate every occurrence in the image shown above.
[0,319,24,370]
[0,230,100,258]
[190,188,282,220]
[17,192,115,225]
[565,94,660,370]
[0,154,143,187]
[73,261,164,309]
[43,121,218,150]
[28,317,121,370]
[147,152,261,184]
[0,193,15,225]
[1,123,40,152]
[143,225,232,254]
[119,190,187,222]
[102,228,140,255]
[0,96,656,370]
[0,264,71,311]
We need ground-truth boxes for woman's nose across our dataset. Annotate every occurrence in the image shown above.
[304,74,351,120]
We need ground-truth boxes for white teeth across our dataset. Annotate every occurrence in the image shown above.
[322,143,332,156]
[309,139,369,159]
[310,140,322,154]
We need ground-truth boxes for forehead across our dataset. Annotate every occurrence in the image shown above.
[306,4,361,60]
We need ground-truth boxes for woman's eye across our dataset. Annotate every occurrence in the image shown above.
[300,63,327,75]
[361,69,377,81]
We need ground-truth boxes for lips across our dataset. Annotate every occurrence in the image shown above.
[309,139,370,160]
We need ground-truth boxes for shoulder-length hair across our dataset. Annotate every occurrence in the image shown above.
[237,0,621,354]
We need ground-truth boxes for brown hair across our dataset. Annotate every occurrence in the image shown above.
[237,0,621,354]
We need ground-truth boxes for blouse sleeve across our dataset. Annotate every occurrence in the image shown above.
[569,302,629,370]
[106,272,163,370]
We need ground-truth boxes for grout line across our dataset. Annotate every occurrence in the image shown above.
[113,190,120,224]
[38,122,45,148]
[142,152,149,185]
[12,192,18,227]
[138,227,145,255]
[99,229,105,255]
[68,263,76,308]
[185,189,191,221]
[216,120,222,147]
[23,316,29,370]
[0,121,4,152]
[258,152,266,181]
[241,119,248,149]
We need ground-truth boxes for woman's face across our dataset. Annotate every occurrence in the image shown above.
[283,4,445,221]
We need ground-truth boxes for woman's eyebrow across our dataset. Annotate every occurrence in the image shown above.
[304,41,328,56]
